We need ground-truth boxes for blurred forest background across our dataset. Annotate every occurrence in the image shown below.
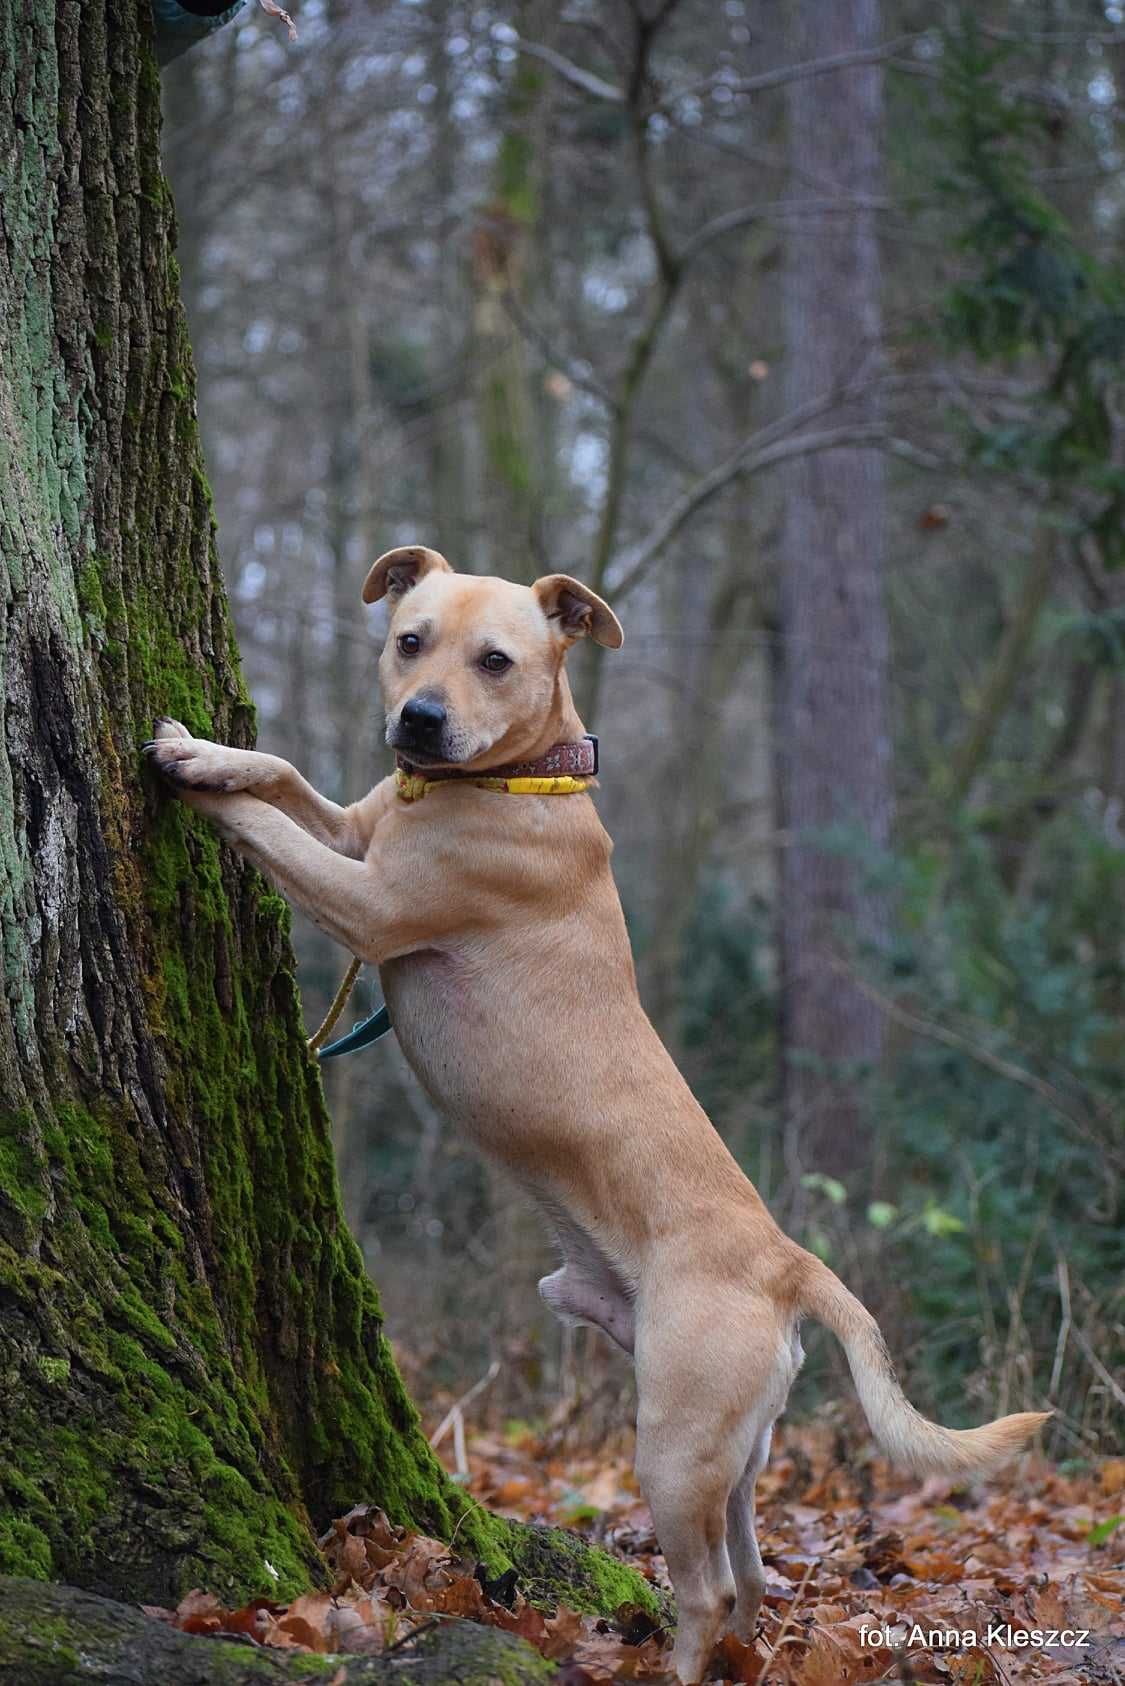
[161,0,1123,1458]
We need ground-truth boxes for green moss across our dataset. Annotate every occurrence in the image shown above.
[0,1524,52,1582]
[501,1521,665,1618]
[75,556,108,636]
[0,1130,49,1225]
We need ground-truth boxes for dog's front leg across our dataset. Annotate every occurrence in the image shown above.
[152,781,396,960]
[143,717,380,857]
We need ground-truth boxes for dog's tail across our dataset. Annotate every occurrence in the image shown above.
[799,1252,1050,1475]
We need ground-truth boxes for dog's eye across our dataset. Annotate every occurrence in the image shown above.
[481,651,511,674]
[397,633,422,657]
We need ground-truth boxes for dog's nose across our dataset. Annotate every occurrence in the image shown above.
[400,695,447,736]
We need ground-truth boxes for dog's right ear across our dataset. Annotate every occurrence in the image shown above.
[362,545,453,605]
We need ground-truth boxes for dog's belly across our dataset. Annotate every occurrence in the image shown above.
[378,940,759,1279]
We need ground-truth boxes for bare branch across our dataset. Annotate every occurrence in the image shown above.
[652,33,925,114]
[514,39,624,104]
[499,290,615,409]
[605,359,990,599]
[679,195,893,268]
[835,963,1125,1174]
[610,423,893,599]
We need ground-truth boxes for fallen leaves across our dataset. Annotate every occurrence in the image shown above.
[146,1503,674,1679]
[141,1424,1124,1684]
[450,1421,1124,1684]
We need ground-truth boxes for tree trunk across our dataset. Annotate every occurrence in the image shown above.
[470,0,556,580]
[777,0,892,1183]
[0,0,469,1604]
[0,2,655,1622]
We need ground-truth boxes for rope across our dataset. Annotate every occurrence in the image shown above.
[306,955,362,1054]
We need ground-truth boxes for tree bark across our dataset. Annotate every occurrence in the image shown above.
[0,1576,555,1686]
[0,1,656,1622]
[777,0,892,1183]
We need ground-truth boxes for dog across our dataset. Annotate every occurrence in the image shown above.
[145,545,1049,1683]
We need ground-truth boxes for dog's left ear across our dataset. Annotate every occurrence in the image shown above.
[362,545,452,605]
[533,575,624,650]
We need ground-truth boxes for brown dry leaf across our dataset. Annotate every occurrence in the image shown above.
[712,1630,768,1683]
[172,1589,225,1635]
[571,1630,671,1681]
[326,1594,393,1655]
[276,1591,336,1651]
[223,1602,278,1643]
[494,1596,552,1652]
[902,1551,969,1584]
[807,1600,849,1624]
[578,1465,626,1513]
[382,1535,457,1609]
[320,1505,404,1581]
[541,1604,587,1658]
[1028,1579,1071,1629]
[429,1571,492,1621]
[258,0,297,43]
[1101,1458,1125,1498]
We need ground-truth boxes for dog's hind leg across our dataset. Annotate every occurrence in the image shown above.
[634,1406,745,1682]
[633,1318,776,1680]
[724,1424,772,1642]
[726,1328,802,1641]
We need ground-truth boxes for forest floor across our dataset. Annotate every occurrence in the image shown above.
[148,1404,1124,1684]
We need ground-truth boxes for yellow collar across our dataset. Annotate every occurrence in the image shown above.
[394,735,598,803]
[395,767,591,803]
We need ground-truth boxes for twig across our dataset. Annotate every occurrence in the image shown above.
[452,1410,468,1478]
[652,34,925,114]
[609,423,896,599]
[384,1616,440,1654]
[448,1496,488,1553]
[514,39,624,103]
[765,1557,816,1664]
[306,955,361,1053]
[429,1360,502,1457]
[1048,1255,1072,1403]
[1071,1323,1125,1412]
[832,962,1125,1173]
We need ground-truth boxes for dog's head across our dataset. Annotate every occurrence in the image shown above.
[364,546,623,769]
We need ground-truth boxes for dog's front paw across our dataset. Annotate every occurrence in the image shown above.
[142,718,248,793]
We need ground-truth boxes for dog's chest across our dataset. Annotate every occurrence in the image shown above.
[379,949,511,1136]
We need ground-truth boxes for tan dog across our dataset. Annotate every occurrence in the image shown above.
[145,546,1048,1684]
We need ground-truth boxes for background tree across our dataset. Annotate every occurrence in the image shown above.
[777,0,892,1182]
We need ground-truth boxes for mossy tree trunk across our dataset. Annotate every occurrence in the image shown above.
[0,0,489,1606]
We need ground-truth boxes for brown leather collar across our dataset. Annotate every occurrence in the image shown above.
[396,734,598,783]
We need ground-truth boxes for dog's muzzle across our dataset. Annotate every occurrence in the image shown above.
[391,692,451,761]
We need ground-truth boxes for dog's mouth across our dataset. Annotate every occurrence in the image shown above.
[392,740,455,767]
[388,713,500,769]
